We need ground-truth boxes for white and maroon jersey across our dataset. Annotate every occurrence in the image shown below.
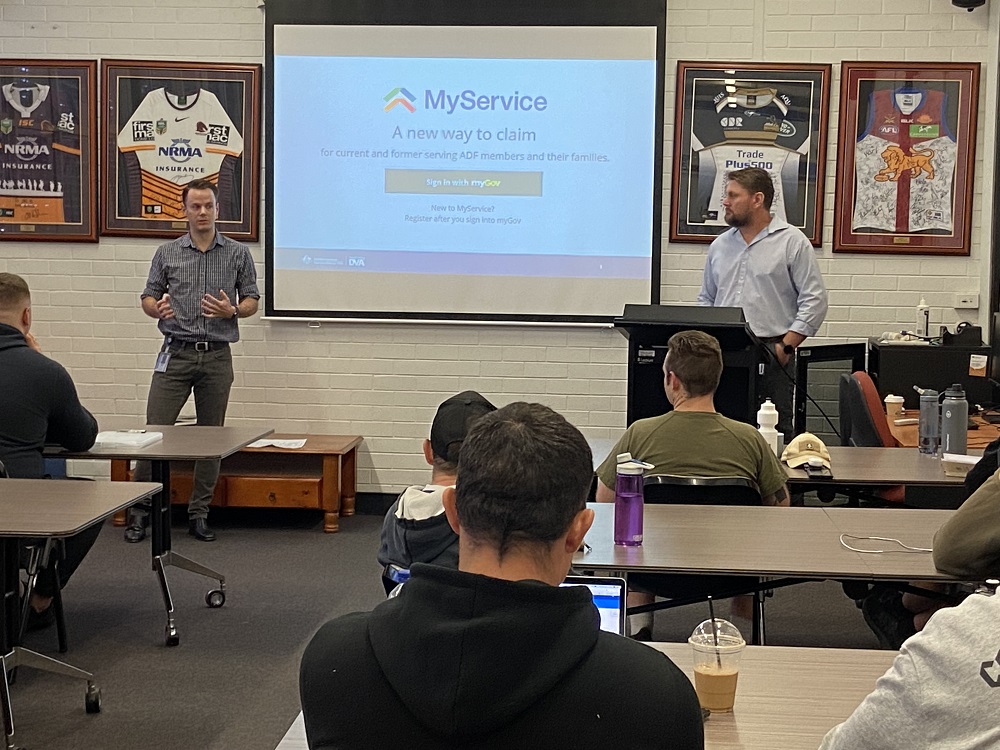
[852,88,957,234]
[0,81,81,224]
[117,88,243,219]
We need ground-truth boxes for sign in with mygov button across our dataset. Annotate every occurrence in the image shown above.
[384,169,542,197]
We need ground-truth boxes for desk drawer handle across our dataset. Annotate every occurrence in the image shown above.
[268,492,276,504]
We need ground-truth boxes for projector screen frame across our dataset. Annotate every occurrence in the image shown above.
[264,0,666,324]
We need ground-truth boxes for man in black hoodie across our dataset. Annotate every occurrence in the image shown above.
[0,273,100,626]
[300,402,704,749]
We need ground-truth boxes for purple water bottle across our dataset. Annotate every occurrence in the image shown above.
[614,453,653,547]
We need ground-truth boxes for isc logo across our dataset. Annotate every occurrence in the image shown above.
[348,257,365,267]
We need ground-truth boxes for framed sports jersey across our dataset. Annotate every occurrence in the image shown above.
[834,62,979,255]
[670,62,831,247]
[101,60,261,241]
[0,60,97,242]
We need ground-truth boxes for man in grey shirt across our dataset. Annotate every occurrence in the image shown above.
[128,178,259,543]
[698,167,827,437]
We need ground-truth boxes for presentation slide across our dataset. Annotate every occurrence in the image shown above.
[270,25,658,319]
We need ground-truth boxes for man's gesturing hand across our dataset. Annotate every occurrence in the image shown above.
[202,289,237,319]
[156,293,176,320]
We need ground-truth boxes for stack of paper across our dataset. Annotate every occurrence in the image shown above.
[94,431,164,449]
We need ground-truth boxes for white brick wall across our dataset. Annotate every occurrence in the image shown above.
[1,0,996,492]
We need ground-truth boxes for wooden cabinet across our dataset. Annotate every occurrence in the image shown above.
[113,434,363,533]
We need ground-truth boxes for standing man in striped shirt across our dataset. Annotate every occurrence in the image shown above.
[126,178,259,543]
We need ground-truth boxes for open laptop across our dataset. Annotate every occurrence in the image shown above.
[560,575,628,636]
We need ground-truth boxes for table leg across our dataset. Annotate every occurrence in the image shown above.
[341,447,357,516]
[321,455,341,533]
[149,460,227,646]
[110,460,129,526]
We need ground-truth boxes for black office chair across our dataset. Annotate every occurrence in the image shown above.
[633,474,769,643]
[0,460,69,653]
[643,474,762,506]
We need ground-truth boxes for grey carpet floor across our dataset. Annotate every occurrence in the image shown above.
[9,508,880,749]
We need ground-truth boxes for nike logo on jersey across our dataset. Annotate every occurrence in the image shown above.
[175,117,188,122]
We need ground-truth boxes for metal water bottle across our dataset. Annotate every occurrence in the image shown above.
[614,453,653,547]
[917,387,940,455]
[940,384,969,455]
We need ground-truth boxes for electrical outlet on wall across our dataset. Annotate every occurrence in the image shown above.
[955,293,980,309]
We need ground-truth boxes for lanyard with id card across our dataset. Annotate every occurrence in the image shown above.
[154,337,172,373]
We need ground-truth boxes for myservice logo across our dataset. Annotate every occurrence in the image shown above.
[384,87,416,113]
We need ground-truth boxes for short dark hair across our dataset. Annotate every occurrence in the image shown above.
[727,167,774,210]
[454,402,592,558]
[182,178,219,207]
[0,272,30,314]
[665,330,723,398]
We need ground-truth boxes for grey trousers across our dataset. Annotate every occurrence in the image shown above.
[135,346,234,519]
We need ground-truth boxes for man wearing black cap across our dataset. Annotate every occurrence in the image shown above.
[377,390,496,592]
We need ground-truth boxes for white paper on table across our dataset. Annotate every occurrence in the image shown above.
[246,439,307,449]
[94,430,164,449]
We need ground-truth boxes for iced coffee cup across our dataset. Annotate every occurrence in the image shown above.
[688,618,746,712]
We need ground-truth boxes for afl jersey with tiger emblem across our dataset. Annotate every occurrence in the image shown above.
[0,81,82,224]
[689,86,811,228]
[852,88,957,234]
[117,88,243,220]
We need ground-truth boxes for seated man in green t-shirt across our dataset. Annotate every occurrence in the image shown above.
[595,329,789,638]
[596,329,789,506]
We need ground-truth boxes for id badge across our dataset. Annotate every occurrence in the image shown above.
[154,351,171,373]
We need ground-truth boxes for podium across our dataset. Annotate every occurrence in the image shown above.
[614,304,765,426]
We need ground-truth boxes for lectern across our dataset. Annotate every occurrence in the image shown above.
[614,304,765,426]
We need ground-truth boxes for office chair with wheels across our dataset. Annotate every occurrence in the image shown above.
[838,372,905,504]
[643,474,762,506]
[0,460,69,653]
[633,474,769,643]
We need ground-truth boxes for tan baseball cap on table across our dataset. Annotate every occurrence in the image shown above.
[781,432,832,469]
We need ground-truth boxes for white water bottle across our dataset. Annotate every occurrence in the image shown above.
[757,399,780,456]
[915,297,930,337]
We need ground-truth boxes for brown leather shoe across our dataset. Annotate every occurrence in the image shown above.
[188,518,216,542]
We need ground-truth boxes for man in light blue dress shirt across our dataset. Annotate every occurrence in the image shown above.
[697,167,827,437]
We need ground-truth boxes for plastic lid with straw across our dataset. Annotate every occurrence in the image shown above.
[689,597,745,656]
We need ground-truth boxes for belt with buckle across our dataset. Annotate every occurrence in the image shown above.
[171,340,229,352]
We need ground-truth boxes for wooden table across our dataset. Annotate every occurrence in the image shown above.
[110,433,363,533]
[651,643,895,749]
[578,503,955,582]
[53,424,272,646]
[274,643,897,750]
[0,479,161,748]
[784,445,967,487]
[889,410,1000,449]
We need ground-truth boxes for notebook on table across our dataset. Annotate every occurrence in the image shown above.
[560,575,628,636]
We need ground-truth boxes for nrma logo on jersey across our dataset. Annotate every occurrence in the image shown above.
[158,138,203,163]
[384,88,417,113]
[6,137,50,162]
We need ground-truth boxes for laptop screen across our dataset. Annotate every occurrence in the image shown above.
[560,576,628,636]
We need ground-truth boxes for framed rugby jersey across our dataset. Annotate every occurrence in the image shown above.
[670,61,831,247]
[101,60,261,241]
[0,60,97,242]
[834,62,979,255]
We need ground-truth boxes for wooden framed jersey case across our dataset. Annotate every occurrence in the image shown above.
[670,61,831,247]
[834,62,980,255]
[100,60,261,241]
[0,60,97,242]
